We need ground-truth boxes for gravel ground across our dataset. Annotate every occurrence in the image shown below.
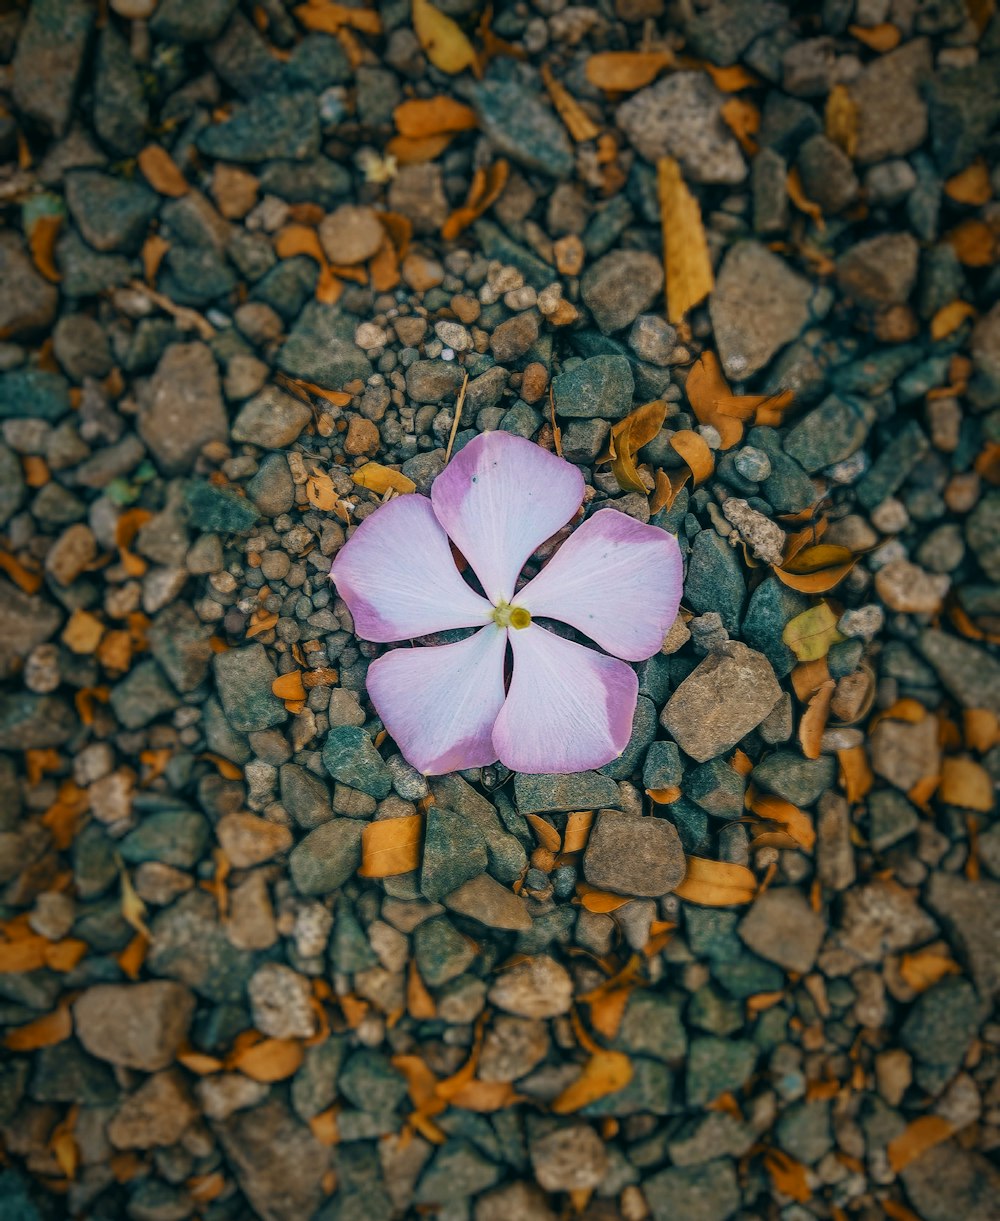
[1,1,999,1219]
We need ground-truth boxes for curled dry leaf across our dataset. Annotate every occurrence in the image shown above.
[541,63,600,142]
[657,156,714,326]
[28,214,62,283]
[674,856,756,906]
[701,62,759,92]
[825,84,858,158]
[963,709,999,753]
[646,785,681,804]
[684,352,743,450]
[943,159,992,206]
[575,884,633,913]
[271,670,307,701]
[939,757,994,811]
[352,463,416,495]
[442,160,509,240]
[930,300,977,340]
[412,0,477,75]
[585,50,674,92]
[137,145,189,197]
[775,544,856,593]
[946,218,999,267]
[669,429,714,485]
[720,97,760,155]
[293,1,381,35]
[561,810,594,854]
[3,1002,73,1051]
[887,1115,953,1173]
[231,1037,304,1082]
[899,946,960,993]
[359,814,423,877]
[552,1050,633,1113]
[763,1150,811,1204]
[525,814,561,853]
[393,96,477,137]
[782,603,843,663]
[848,21,902,51]
[838,745,874,803]
[749,792,816,853]
[604,399,666,493]
[386,132,454,164]
[798,679,836,760]
[786,168,824,229]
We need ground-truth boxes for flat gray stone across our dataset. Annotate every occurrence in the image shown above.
[583,810,685,897]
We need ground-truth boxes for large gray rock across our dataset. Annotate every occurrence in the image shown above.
[583,810,685,897]
[0,234,59,338]
[140,343,228,475]
[73,982,195,1071]
[12,0,95,137]
[0,581,61,680]
[925,872,1000,1000]
[847,37,931,164]
[710,242,814,379]
[581,251,664,336]
[662,643,782,762]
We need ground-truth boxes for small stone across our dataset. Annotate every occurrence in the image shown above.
[73,982,195,1071]
[581,252,664,335]
[387,163,449,235]
[216,812,292,868]
[473,64,573,179]
[107,1070,196,1149]
[490,311,540,362]
[685,758,745,819]
[901,1142,1000,1221]
[514,770,620,815]
[420,806,488,902]
[214,644,286,733]
[683,530,745,635]
[12,0,95,138]
[416,1140,500,1206]
[721,498,785,566]
[783,394,874,473]
[644,1160,741,1221]
[796,134,858,214]
[479,1017,549,1083]
[710,241,813,380]
[874,558,949,614]
[817,792,856,891]
[739,888,825,973]
[231,386,312,449]
[835,878,938,964]
[322,726,392,798]
[662,642,781,763]
[289,819,363,895]
[583,810,685,897]
[733,446,771,482]
[617,72,746,183]
[687,1036,758,1107]
[319,204,384,265]
[476,1182,556,1221]
[197,1073,269,1121]
[837,233,919,308]
[0,234,59,338]
[488,955,573,1018]
[916,629,1000,715]
[531,1124,608,1192]
[344,414,380,456]
[870,713,940,792]
[925,872,1000,1000]
[751,751,835,806]
[444,873,533,932]
[413,916,475,986]
[406,359,465,404]
[198,90,320,162]
[869,790,920,851]
[248,963,317,1040]
[848,37,931,164]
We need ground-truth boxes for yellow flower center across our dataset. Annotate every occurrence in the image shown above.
[493,601,531,630]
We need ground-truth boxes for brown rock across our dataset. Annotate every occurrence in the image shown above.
[44,523,97,585]
[490,311,540,363]
[217,812,293,868]
[520,362,549,404]
[488,955,573,1018]
[874,558,949,614]
[835,878,938,964]
[387,163,449,235]
[0,234,60,337]
[847,38,931,165]
[443,873,532,931]
[479,1017,549,1083]
[74,981,196,1070]
[870,712,940,792]
[583,810,685,897]
[212,163,259,219]
[531,1123,608,1192]
[837,233,919,308]
[344,415,380,456]
[226,871,278,951]
[738,887,825,973]
[139,342,228,475]
[319,204,384,265]
[108,1069,197,1149]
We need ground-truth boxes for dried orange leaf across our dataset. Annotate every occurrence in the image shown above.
[293,1,381,35]
[359,814,423,877]
[585,50,674,92]
[587,987,632,1039]
[946,218,998,267]
[787,168,825,229]
[412,0,477,75]
[526,814,561,853]
[541,63,600,142]
[233,1037,304,1082]
[838,745,873,803]
[764,1149,811,1203]
[386,132,455,164]
[782,603,843,663]
[407,960,437,1019]
[305,472,339,511]
[657,155,714,326]
[0,551,44,594]
[799,679,836,761]
[669,429,714,485]
[930,300,977,340]
[899,946,960,993]
[246,610,279,638]
[63,608,104,655]
[576,885,633,913]
[275,223,326,264]
[939,756,994,811]
[272,670,307,701]
[646,785,681,804]
[552,1050,633,1113]
[685,351,743,450]
[606,399,667,493]
[138,144,189,196]
[28,214,62,283]
[720,97,759,154]
[675,856,756,906]
[3,1002,72,1051]
[944,159,992,206]
[703,62,759,92]
[45,938,89,972]
[775,544,855,592]
[963,709,999,753]
[749,793,816,853]
[352,462,417,495]
[562,810,594,854]
[447,1079,519,1112]
[394,96,477,137]
[848,21,901,51]
[442,160,509,240]
[887,1115,953,1173]
[825,84,858,158]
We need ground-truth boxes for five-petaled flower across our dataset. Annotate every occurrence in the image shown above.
[331,431,683,775]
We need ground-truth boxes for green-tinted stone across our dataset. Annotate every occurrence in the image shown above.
[322,727,391,798]
[856,420,929,510]
[147,891,256,1005]
[751,750,835,806]
[684,530,745,634]
[685,907,742,963]
[292,1038,347,1122]
[277,301,372,388]
[551,355,634,420]
[65,170,159,253]
[413,916,475,987]
[513,770,620,815]
[31,1040,117,1105]
[472,63,573,180]
[643,740,683,792]
[783,394,874,473]
[73,823,117,899]
[414,1140,500,1205]
[473,219,560,291]
[582,1056,674,1116]
[828,637,864,679]
[686,1036,758,1107]
[644,1160,741,1221]
[185,480,260,534]
[329,902,377,974]
[119,808,210,870]
[0,369,71,420]
[213,644,285,734]
[900,977,979,1072]
[197,90,320,162]
[711,951,784,999]
[601,696,657,780]
[420,806,488,902]
[775,1099,833,1165]
[617,991,687,1062]
[108,659,180,731]
[338,1049,408,1115]
[667,797,710,855]
[684,758,745,819]
[688,984,743,1036]
[869,790,919,851]
[289,820,363,895]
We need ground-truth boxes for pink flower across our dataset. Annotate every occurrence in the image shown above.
[331,431,683,775]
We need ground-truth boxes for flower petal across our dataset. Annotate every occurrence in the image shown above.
[431,432,585,604]
[518,509,683,661]
[493,625,638,773]
[331,494,492,642]
[367,626,508,775]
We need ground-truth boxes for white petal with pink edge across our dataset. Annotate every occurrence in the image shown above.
[366,626,508,775]
[492,624,638,774]
[517,509,683,662]
[430,432,585,605]
[331,494,492,643]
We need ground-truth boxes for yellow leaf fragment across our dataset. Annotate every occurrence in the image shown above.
[775,544,856,593]
[669,429,714,485]
[585,50,674,92]
[684,351,743,450]
[541,63,600,142]
[3,1002,73,1051]
[232,1037,304,1082]
[442,160,509,240]
[720,97,760,154]
[749,793,816,853]
[272,670,307,701]
[352,463,416,495]
[939,756,994,811]
[359,814,424,877]
[838,745,873,803]
[944,159,992,206]
[899,946,960,993]
[605,399,667,493]
[28,214,62,283]
[764,1149,811,1203]
[138,145,190,197]
[782,603,843,663]
[674,856,756,906]
[576,884,633,913]
[525,814,561,853]
[825,84,858,158]
[848,21,902,51]
[412,0,477,75]
[293,1,381,35]
[657,155,714,326]
[799,679,836,761]
[393,96,478,137]
[930,300,976,341]
[552,1050,633,1113]
[786,168,825,229]
[562,810,594,854]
